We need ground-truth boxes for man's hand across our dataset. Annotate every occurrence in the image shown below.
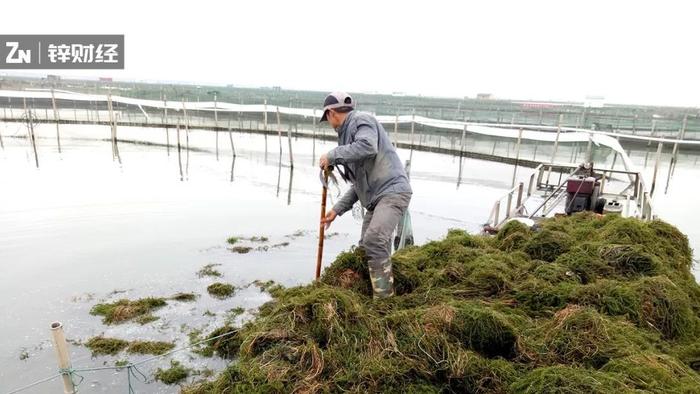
[321,209,337,230]
[319,153,330,169]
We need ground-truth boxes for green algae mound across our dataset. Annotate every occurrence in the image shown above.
[185,213,700,393]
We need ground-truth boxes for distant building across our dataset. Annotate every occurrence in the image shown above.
[273,86,281,92]
[584,95,605,108]
[99,77,113,82]
[46,74,61,82]
[476,93,494,100]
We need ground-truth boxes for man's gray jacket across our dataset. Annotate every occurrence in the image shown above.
[327,110,412,215]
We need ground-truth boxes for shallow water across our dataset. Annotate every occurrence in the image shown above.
[0,123,698,393]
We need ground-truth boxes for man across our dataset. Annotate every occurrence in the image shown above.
[318,92,412,298]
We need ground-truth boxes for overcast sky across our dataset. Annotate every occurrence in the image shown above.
[3,0,699,107]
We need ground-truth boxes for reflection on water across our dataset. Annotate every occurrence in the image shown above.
[0,122,698,393]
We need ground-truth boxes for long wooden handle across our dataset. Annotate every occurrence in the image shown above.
[315,169,329,279]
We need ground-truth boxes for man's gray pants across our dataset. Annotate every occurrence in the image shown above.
[359,192,412,298]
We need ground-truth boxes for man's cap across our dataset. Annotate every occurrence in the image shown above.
[320,92,354,122]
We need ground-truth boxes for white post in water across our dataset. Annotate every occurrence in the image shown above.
[51,89,62,153]
[50,322,75,394]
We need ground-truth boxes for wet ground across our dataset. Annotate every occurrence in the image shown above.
[0,122,698,393]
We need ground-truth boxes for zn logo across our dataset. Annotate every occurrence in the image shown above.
[5,42,31,64]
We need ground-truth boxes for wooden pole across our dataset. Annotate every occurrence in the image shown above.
[312,109,317,165]
[670,114,687,176]
[23,97,39,168]
[316,168,329,279]
[276,107,283,157]
[228,118,236,157]
[286,112,294,168]
[50,322,75,394]
[650,142,663,197]
[164,94,170,156]
[107,92,121,163]
[393,113,399,147]
[546,114,563,184]
[176,122,183,181]
[409,109,415,162]
[214,92,219,161]
[287,166,294,205]
[51,89,62,153]
[263,99,268,131]
[182,99,190,176]
[511,128,523,188]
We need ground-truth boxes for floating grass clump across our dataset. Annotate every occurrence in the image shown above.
[85,337,175,356]
[155,360,190,384]
[197,263,222,278]
[170,292,197,302]
[90,297,166,325]
[230,246,253,254]
[207,283,235,299]
[184,214,700,393]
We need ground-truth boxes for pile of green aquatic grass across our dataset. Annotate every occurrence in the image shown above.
[90,297,166,325]
[184,213,700,393]
[85,336,175,356]
[207,283,235,299]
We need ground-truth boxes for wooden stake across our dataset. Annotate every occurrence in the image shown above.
[182,99,190,176]
[263,99,268,131]
[164,94,170,156]
[409,109,415,162]
[393,113,399,147]
[23,98,39,168]
[276,107,283,156]
[214,92,219,161]
[228,118,236,157]
[511,128,523,188]
[51,89,62,153]
[316,168,329,279]
[546,114,563,184]
[286,112,294,168]
[650,142,663,197]
[50,322,75,394]
[176,123,183,181]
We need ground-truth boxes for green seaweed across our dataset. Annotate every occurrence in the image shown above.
[85,336,175,356]
[155,360,190,385]
[183,214,700,393]
[90,297,166,325]
[207,283,235,299]
[197,263,222,278]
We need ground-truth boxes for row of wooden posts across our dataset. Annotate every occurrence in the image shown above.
[3,91,689,194]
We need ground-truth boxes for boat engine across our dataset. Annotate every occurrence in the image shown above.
[564,163,606,215]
